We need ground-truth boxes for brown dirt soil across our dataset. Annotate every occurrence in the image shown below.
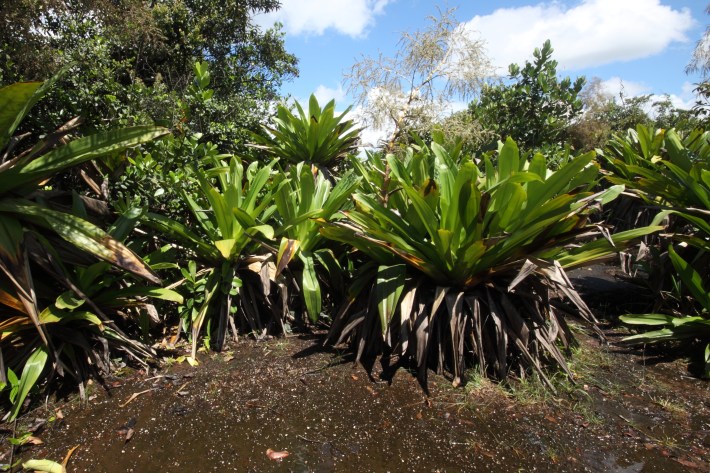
[2,330,708,473]
[3,266,709,472]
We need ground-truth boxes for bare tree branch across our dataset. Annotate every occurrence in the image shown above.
[344,6,492,151]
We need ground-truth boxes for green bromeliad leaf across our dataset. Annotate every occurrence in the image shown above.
[300,252,321,323]
[325,137,644,288]
[667,244,710,311]
[0,126,169,193]
[375,264,406,335]
[10,345,48,420]
[0,81,44,151]
[0,199,160,284]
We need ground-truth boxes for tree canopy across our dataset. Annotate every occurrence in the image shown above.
[0,0,298,148]
[469,40,585,150]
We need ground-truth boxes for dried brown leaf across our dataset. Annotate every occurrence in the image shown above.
[265,448,289,461]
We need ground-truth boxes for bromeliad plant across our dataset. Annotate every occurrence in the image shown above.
[251,94,361,173]
[272,163,361,323]
[601,126,709,210]
[601,125,710,376]
[0,80,170,418]
[321,137,658,388]
[620,241,710,377]
[598,126,709,234]
[143,154,281,358]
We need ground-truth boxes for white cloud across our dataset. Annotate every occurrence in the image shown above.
[662,93,695,111]
[463,0,695,73]
[653,80,696,110]
[599,77,652,100]
[313,84,347,104]
[254,0,390,37]
[598,77,696,116]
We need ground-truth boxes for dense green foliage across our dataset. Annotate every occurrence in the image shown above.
[470,40,585,150]
[251,94,362,172]
[143,155,282,358]
[1,0,298,149]
[0,80,178,419]
[321,134,655,388]
[2,9,709,423]
[600,125,710,377]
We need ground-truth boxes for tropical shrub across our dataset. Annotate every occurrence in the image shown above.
[469,40,585,150]
[143,154,283,358]
[320,136,657,388]
[601,125,710,376]
[251,94,361,174]
[272,164,361,323]
[0,81,171,418]
[2,0,298,151]
[109,62,231,223]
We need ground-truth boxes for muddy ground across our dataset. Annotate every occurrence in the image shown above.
[3,266,710,472]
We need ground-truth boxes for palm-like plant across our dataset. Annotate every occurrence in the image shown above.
[272,163,360,323]
[601,125,710,376]
[602,126,709,210]
[0,81,170,418]
[320,137,658,388]
[620,242,709,377]
[143,155,281,358]
[251,94,361,173]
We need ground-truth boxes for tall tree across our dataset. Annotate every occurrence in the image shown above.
[345,7,492,152]
[469,40,585,150]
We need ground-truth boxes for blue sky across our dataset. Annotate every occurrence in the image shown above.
[256,0,707,140]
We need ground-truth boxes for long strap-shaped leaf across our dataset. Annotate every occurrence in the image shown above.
[0,126,169,193]
[0,217,51,348]
[10,345,48,420]
[0,81,45,152]
[1,200,160,284]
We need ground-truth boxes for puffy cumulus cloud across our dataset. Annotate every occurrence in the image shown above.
[463,0,695,73]
[313,84,347,105]
[254,0,390,37]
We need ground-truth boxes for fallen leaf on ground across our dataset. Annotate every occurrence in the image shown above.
[62,445,79,468]
[26,436,43,445]
[119,389,154,407]
[674,458,700,469]
[21,459,65,473]
[266,449,289,461]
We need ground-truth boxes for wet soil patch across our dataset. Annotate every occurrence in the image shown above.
[4,329,708,473]
[4,265,709,472]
